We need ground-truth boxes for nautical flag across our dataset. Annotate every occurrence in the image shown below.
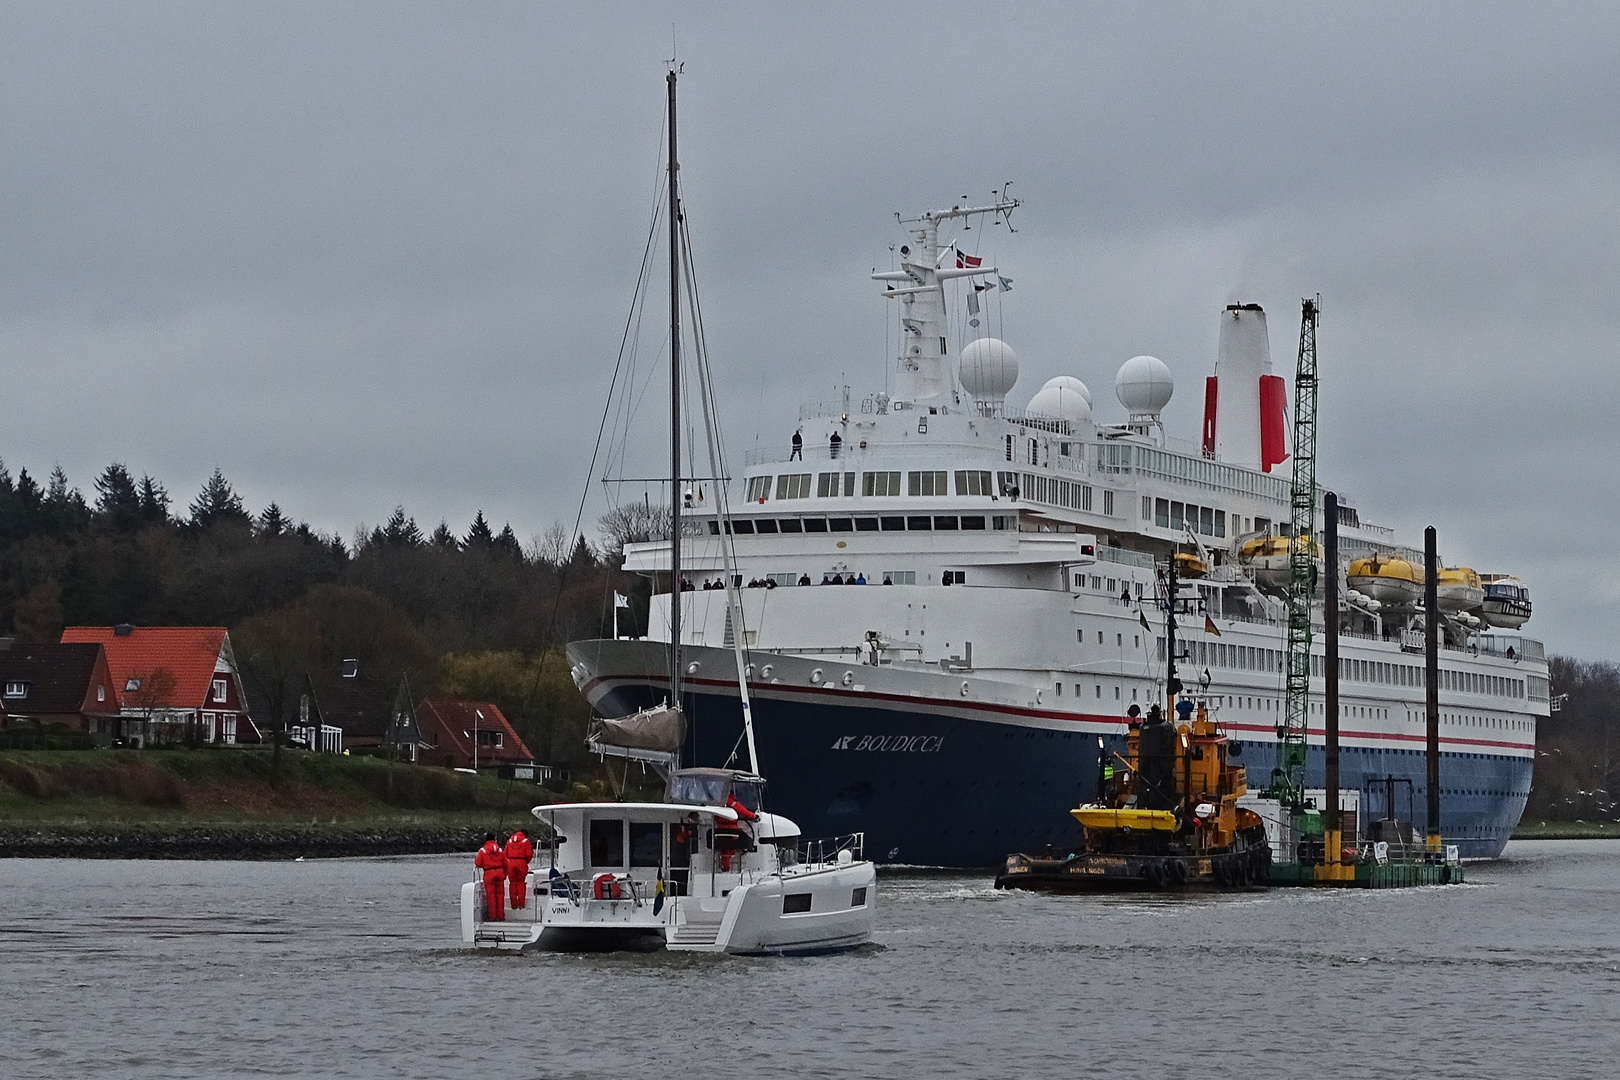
[1138,609,1152,633]
[653,875,666,915]
[614,592,630,609]
[967,290,981,316]
[956,249,983,269]
[1205,615,1222,636]
[997,275,1013,291]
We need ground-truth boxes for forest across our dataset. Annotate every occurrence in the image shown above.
[0,458,655,772]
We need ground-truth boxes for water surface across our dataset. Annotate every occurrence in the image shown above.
[2,841,1615,1079]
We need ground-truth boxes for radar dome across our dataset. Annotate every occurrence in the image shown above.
[1040,375,1092,407]
[1115,355,1174,416]
[1026,379,1093,426]
[958,338,1019,402]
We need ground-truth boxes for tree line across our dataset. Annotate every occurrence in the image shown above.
[0,458,660,772]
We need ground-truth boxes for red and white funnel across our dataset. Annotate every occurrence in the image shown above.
[1202,303,1289,472]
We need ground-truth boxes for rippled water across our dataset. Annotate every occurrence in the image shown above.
[2,841,1616,1079]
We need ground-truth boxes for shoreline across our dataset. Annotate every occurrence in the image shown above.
[0,821,503,860]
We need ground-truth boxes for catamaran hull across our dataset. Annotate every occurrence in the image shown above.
[569,639,1532,866]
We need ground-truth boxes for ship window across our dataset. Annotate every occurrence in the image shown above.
[993,515,1012,530]
[1055,682,1062,696]
[629,822,663,868]
[829,518,855,532]
[1214,509,1226,538]
[854,517,880,532]
[817,473,840,497]
[708,520,720,535]
[746,476,771,502]
[908,470,948,496]
[880,516,905,531]
[907,516,932,530]
[960,515,985,530]
[777,519,803,533]
[851,887,867,907]
[728,520,755,534]
[863,471,902,497]
[955,470,992,496]
[844,472,856,496]
[1155,499,1169,528]
[803,518,828,533]
[934,516,959,530]
[589,819,625,868]
[885,570,916,584]
[776,473,812,499]
[783,893,812,914]
[1201,506,1214,535]
[1005,434,1014,461]
[756,519,779,534]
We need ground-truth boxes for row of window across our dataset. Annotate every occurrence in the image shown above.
[710,514,1016,536]
[1162,639,1529,702]
[6,677,230,702]
[747,470,1000,502]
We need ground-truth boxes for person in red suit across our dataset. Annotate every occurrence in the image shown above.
[504,829,534,910]
[474,833,506,922]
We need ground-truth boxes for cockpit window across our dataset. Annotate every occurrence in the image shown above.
[670,773,729,806]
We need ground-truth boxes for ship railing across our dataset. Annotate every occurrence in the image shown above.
[1092,545,1156,570]
[797,832,865,867]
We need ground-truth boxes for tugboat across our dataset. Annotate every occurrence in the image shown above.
[995,697,1271,892]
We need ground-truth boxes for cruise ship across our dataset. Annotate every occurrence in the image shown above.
[568,199,1546,867]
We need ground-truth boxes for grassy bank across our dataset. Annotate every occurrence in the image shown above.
[0,748,560,856]
[1511,819,1620,840]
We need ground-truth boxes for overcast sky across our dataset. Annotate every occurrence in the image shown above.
[3,3,1618,658]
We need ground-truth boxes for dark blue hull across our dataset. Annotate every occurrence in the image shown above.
[587,678,1531,868]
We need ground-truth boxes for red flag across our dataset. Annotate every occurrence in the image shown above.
[955,248,982,269]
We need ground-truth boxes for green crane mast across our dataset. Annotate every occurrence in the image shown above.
[1271,296,1321,811]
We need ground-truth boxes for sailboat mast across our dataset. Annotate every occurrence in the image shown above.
[667,68,683,709]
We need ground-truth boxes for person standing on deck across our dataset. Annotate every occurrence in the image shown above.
[790,428,803,460]
[475,834,506,922]
[504,829,534,910]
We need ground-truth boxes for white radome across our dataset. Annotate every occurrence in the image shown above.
[1040,375,1092,407]
[958,338,1019,401]
[1115,354,1174,416]
[1026,379,1092,426]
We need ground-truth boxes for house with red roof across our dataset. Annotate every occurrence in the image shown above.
[0,641,120,733]
[60,625,256,747]
[416,698,534,772]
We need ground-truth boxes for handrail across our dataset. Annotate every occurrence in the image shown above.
[796,832,865,866]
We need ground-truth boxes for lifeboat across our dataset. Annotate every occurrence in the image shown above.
[1479,574,1532,629]
[1173,552,1209,580]
[1238,535,1324,596]
[1347,554,1423,610]
[1435,567,1485,615]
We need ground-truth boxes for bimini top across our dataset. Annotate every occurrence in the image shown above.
[530,802,740,823]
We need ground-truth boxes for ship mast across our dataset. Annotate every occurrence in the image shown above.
[873,199,1018,407]
[667,68,683,712]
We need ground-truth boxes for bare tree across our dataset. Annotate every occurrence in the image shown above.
[597,502,670,564]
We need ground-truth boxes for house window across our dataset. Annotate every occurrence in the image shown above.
[341,659,359,679]
[124,677,142,692]
[97,685,106,702]
[3,681,27,699]
[212,679,228,703]
[477,729,504,748]
[222,715,237,744]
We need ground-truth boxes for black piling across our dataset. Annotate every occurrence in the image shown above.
[1323,493,1342,866]
[1424,525,1441,853]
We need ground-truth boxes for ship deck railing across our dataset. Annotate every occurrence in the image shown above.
[795,832,865,867]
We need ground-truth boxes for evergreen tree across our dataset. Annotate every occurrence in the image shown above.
[494,523,523,560]
[189,468,250,530]
[569,535,596,569]
[137,475,171,526]
[429,520,459,549]
[94,463,143,531]
[464,511,495,551]
[257,502,291,538]
[42,465,91,534]
[379,506,424,547]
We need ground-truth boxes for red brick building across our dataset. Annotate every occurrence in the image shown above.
[416,698,534,771]
[60,625,256,746]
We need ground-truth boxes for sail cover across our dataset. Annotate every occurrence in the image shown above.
[588,705,686,754]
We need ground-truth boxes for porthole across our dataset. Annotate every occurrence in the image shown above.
[961,681,971,697]
[810,668,824,685]
[761,664,774,679]
[686,662,699,675]
[841,671,855,687]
